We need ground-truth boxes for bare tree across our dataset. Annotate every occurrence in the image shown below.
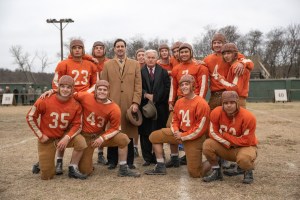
[145,37,169,52]
[236,35,247,55]
[193,25,217,58]
[263,28,285,78]
[101,39,115,59]
[282,24,300,78]
[9,45,36,71]
[127,35,146,58]
[37,51,52,72]
[246,30,263,56]
[219,25,240,43]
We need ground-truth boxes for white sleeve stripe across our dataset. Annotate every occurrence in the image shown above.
[87,85,95,93]
[181,117,206,141]
[232,75,239,85]
[28,106,43,138]
[242,59,252,64]
[103,130,120,140]
[210,122,230,146]
[53,73,59,87]
[199,75,206,97]
[168,77,174,102]
[220,79,235,87]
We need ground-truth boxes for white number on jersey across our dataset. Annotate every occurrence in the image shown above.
[87,112,105,128]
[219,124,237,136]
[181,70,189,75]
[179,110,191,127]
[72,69,89,85]
[49,112,70,129]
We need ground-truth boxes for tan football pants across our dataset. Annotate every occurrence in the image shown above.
[38,134,87,180]
[203,138,257,170]
[150,128,206,178]
[78,132,130,175]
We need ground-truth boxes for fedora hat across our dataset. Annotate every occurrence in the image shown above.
[126,108,143,126]
[142,101,157,120]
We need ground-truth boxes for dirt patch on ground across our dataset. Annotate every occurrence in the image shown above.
[0,103,299,200]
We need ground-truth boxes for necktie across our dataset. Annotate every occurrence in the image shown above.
[149,68,154,80]
[119,59,124,74]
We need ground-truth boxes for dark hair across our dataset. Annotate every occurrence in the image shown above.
[114,38,126,47]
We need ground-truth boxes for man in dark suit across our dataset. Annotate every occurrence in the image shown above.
[139,49,170,166]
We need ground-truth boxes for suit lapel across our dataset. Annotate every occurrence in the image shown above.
[122,59,130,78]
[112,59,122,79]
[142,66,151,91]
[152,65,161,91]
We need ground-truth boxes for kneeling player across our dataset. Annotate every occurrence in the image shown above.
[76,80,140,177]
[202,91,258,184]
[145,74,210,178]
[26,75,87,180]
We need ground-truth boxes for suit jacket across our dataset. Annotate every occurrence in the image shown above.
[101,57,142,138]
[139,64,170,135]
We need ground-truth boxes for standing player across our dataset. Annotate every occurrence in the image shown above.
[169,41,183,69]
[135,48,146,68]
[203,33,253,110]
[202,91,258,184]
[145,74,210,178]
[157,44,172,75]
[26,75,87,180]
[215,43,253,108]
[52,39,98,93]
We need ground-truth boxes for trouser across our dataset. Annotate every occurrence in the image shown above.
[140,134,156,163]
[166,112,173,128]
[107,138,134,166]
[208,90,225,110]
[149,128,206,178]
[203,138,257,170]
[79,132,130,175]
[38,134,87,180]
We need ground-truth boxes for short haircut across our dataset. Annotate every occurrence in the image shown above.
[145,49,158,59]
[114,38,126,47]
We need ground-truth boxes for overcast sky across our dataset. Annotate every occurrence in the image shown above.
[0,0,299,73]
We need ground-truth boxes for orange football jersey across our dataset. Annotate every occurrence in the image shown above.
[26,95,82,139]
[52,59,98,92]
[74,92,121,141]
[217,59,253,98]
[171,95,210,141]
[209,106,258,148]
[169,62,208,103]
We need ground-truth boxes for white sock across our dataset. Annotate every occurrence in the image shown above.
[119,161,127,165]
[212,165,220,169]
[69,164,78,168]
[157,158,164,163]
[170,153,178,157]
[57,157,63,160]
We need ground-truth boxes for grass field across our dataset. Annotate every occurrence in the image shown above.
[0,103,299,200]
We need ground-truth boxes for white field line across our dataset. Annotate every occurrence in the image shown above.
[0,137,35,150]
[248,108,300,125]
[179,175,190,200]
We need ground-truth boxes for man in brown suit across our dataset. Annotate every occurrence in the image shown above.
[101,38,142,169]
